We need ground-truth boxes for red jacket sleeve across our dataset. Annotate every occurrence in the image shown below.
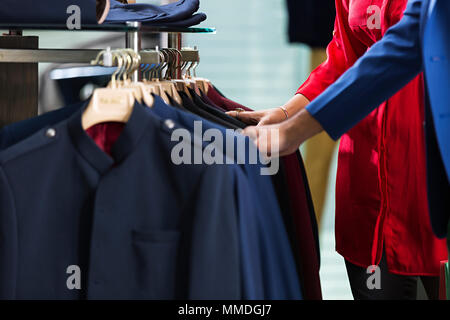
[297,0,368,101]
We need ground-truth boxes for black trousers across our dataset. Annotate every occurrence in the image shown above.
[345,253,440,300]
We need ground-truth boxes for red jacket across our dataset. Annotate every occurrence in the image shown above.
[298,0,448,276]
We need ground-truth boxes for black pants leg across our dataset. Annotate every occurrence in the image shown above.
[420,275,440,300]
[345,253,440,300]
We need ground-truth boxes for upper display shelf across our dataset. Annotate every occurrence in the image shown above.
[0,23,216,34]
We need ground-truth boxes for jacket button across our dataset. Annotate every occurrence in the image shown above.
[164,119,175,129]
[431,56,442,62]
[45,128,56,138]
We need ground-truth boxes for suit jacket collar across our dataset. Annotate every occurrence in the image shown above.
[67,101,150,174]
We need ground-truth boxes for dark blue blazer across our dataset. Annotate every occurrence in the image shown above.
[0,98,302,299]
[306,0,450,238]
[151,96,302,300]
[0,103,242,299]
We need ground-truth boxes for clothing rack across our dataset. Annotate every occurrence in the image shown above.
[0,47,199,65]
[0,22,214,127]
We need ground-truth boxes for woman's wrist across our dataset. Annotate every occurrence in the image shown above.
[278,106,289,119]
[283,94,311,118]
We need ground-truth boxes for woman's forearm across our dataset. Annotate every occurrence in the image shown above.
[284,94,311,118]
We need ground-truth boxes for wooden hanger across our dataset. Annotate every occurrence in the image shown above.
[82,49,136,129]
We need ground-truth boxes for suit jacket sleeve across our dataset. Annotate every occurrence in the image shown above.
[306,0,424,140]
[0,166,17,299]
[297,0,368,101]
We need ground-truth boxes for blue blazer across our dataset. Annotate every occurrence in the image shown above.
[306,0,450,238]
[0,104,243,299]
[0,100,302,300]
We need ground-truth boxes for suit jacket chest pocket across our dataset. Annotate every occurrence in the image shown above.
[132,230,181,299]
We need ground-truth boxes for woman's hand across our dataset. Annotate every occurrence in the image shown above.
[227,94,311,126]
[226,107,287,126]
[243,108,324,157]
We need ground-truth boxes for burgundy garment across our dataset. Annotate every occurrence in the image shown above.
[297,151,320,260]
[200,91,227,113]
[206,86,253,112]
[283,154,322,299]
[86,122,125,157]
[210,84,322,299]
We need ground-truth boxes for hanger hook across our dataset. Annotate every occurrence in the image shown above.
[168,48,179,79]
[157,50,166,80]
[113,50,127,83]
[171,48,183,80]
[127,48,141,78]
[111,51,124,88]
[151,50,163,80]
[122,50,133,82]
[192,61,199,78]
[140,63,150,80]
[165,49,174,80]
[186,61,194,78]
[91,49,106,66]
[160,49,171,80]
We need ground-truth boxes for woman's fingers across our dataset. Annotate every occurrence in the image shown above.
[239,112,261,124]
[258,116,276,126]
[226,110,261,125]
[243,123,298,158]
[243,125,272,156]
[242,125,259,143]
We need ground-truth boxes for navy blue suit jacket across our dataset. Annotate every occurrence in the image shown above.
[0,99,302,299]
[151,96,302,299]
[0,104,242,299]
[306,0,450,238]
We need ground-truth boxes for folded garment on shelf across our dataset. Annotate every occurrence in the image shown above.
[0,0,206,27]
[105,12,206,27]
[109,0,199,22]
[105,0,207,27]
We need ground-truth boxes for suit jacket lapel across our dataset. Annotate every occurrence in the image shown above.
[419,0,431,42]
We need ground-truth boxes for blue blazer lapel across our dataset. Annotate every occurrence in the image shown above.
[419,0,431,41]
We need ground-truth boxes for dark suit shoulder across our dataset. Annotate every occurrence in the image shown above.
[0,122,66,166]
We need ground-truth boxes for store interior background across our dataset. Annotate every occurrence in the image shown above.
[2,0,354,299]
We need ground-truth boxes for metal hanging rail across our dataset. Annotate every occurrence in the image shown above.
[0,48,199,65]
[0,49,114,64]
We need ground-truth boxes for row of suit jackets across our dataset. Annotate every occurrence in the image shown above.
[0,84,317,299]
[204,88,322,300]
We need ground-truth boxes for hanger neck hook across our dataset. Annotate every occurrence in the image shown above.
[171,48,183,80]
[111,51,123,88]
